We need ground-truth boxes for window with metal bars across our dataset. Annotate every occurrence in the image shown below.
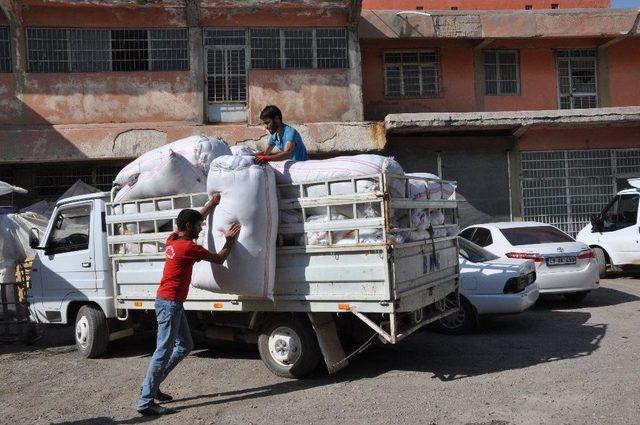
[484,50,519,95]
[0,27,11,73]
[26,28,189,73]
[32,164,125,199]
[250,27,348,69]
[556,49,597,110]
[384,51,440,98]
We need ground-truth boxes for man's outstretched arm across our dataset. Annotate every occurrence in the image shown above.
[200,193,220,220]
[202,223,241,264]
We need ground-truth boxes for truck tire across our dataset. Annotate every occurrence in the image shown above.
[432,296,477,335]
[594,247,607,278]
[258,316,322,379]
[75,305,109,358]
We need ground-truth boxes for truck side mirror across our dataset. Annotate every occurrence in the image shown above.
[29,228,41,249]
[590,215,603,233]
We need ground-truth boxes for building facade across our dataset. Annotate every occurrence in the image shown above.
[1,0,639,236]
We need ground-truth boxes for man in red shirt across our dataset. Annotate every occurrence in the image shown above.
[137,193,240,416]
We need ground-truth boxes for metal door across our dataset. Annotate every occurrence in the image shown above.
[557,50,598,109]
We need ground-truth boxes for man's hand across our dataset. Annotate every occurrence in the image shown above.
[225,222,241,240]
[210,192,221,206]
[255,154,272,165]
[200,192,220,220]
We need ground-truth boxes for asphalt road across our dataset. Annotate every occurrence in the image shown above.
[1,276,639,425]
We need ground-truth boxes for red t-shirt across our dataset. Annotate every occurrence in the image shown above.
[156,233,209,302]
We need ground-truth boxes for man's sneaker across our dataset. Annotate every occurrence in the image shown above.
[156,390,173,402]
[137,402,177,416]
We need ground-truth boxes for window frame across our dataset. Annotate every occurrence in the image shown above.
[383,49,442,99]
[0,26,11,73]
[45,203,92,255]
[601,194,640,232]
[26,27,190,74]
[484,49,520,96]
[470,227,493,247]
[249,27,349,70]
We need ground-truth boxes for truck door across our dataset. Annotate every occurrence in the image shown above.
[38,202,96,322]
[598,194,640,266]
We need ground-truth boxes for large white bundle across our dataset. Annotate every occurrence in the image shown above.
[0,212,48,283]
[114,135,230,186]
[230,145,259,156]
[114,151,206,202]
[192,156,278,298]
[270,154,405,198]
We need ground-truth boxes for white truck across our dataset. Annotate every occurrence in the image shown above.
[26,172,460,378]
[577,178,640,277]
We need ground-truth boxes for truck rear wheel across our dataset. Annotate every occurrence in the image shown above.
[258,316,322,379]
[75,305,109,358]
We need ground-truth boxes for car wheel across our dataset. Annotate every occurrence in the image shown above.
[433,296,477,335]
[593,247,607,278]
[563,291,589,304]
[75,305,109,358]
[258,316,322,379]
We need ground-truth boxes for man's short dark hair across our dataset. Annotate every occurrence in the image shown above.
[177,209,203,231]
[260,105,282,121]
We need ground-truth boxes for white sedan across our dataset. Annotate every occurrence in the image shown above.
[459,222,599,303]
[436,238,539,334]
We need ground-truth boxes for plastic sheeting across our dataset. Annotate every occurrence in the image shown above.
[0,212,48,283]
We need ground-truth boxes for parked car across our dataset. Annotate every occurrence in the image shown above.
[436,238,538,334]
[576,178,640,277]
[459,222,599,303]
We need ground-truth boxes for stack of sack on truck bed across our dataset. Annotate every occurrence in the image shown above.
[111,137,456,298]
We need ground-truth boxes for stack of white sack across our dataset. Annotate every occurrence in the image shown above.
[113,135,231,187]
[0,212,48,283]
[270,154,405,199]
[406,172,456,200]
[230,145,259,156]
[192,155,278,298]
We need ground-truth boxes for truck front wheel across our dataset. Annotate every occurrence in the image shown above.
[258,316,322,379]
[75,305,109,358]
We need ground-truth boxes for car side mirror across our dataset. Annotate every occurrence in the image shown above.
[29,228,42,249]
[590,215,603,233]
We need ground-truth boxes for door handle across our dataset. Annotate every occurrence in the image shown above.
[82,262,92,268]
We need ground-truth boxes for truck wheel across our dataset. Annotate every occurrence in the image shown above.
[258,316,322,379]
[433,296,477,335]
[593,247,607,278]
[75,305,109,358]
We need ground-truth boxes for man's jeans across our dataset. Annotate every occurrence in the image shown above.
[137,298,193,410]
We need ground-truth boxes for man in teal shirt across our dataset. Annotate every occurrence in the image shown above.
[255,105,308,164]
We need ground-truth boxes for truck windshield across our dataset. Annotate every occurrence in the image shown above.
[602,194,639,231]
[458,238,499,263]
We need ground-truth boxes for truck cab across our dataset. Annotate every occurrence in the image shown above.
[576,179,640,276]
[27,192,122,356]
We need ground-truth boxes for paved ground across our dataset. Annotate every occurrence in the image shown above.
[1,276,639,425]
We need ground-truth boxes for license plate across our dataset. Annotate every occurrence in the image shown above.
[546,256,576,266]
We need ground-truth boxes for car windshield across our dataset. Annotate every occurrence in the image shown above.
[458,238,500,263]
[500,226,574,246]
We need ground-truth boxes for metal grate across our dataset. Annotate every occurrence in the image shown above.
[204,29,246,47]
[32,163,125,199]
[250,27,348,70]
[557,49,597,110]
[26,28,189,73]
[0,27,11,73]
[384,51,440,98]
[521,149,640,237]
[484,50,519,95]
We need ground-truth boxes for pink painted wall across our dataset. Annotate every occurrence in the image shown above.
[248,69,353,125]
[361,39,476,120]
[362,0,609,9]
[518,126,640,151]
[609,39,640,108]
[0,75,20,125]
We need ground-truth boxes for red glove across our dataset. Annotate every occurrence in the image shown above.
[255,154,272,165]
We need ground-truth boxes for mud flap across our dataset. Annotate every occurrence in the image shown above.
[307,313,348,374]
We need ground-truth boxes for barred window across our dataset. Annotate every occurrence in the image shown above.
[0,27,11,73]
[484,50,519,95]
[26,28,189,73]
[384,51,440,98]
[250,27,348,70]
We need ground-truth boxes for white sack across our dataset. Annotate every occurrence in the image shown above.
[406,172,456,200]
[192,157,278,298]
[270,155,405,198]
[230,145,259,156]
[114,135,230,185]
[114,151,206,202]
[0,212,48,283]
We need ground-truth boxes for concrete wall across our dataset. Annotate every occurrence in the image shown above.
[361,37,640,120]
[362,0,609,9]
[518,125,640,150]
